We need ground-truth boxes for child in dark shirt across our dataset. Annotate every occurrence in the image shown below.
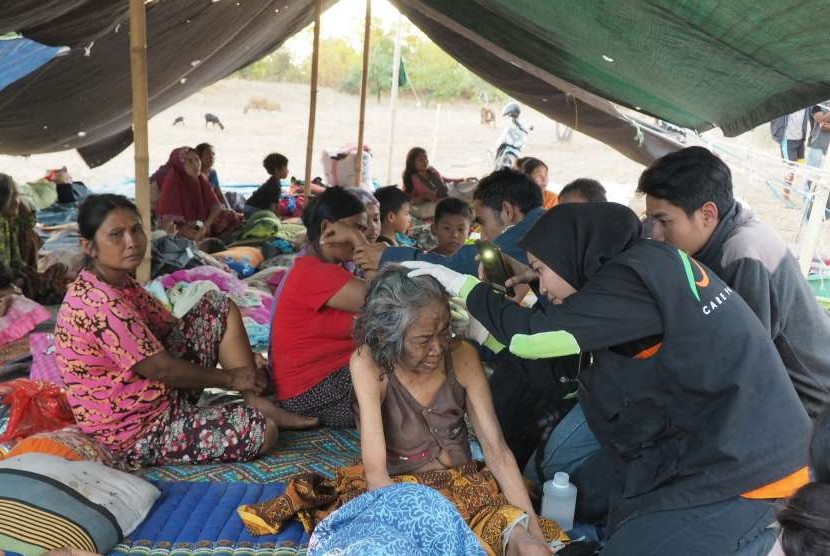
[429,197,473,256]
[244,153,289,217]
[374,186,411,246]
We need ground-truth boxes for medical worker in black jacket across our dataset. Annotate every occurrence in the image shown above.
[403,202,810,555]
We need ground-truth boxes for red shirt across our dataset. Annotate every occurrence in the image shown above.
[270,256,356,400]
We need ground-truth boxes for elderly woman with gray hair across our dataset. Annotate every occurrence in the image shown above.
[350,265,558,555]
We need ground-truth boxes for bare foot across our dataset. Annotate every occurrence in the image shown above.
[506,526,552,556]
[244,392,319,429]
[273,406,320,429]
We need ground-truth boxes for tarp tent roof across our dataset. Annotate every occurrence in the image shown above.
[2,0,830,167]
[0,0,337,166]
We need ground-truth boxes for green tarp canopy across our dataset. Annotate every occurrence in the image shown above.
[396,0,830,136]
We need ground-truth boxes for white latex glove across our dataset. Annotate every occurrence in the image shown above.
[402,261,471,297]
[449,297,491,345]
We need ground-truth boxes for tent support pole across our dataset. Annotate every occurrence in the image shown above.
[355,0,371,185]
[129,0,151,282]
[304,0,322,197]
[386,13,402,184]
[799,180,829,276]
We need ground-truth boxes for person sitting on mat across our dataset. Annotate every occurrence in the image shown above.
[269,187,375,427]
[55,194,315,469]
[351,265,554,555]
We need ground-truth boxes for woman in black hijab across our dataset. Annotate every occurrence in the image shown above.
[404,203,809,555]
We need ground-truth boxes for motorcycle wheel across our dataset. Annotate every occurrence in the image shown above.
[494,148,518,170]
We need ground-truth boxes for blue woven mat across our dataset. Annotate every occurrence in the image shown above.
[110,481,307,556]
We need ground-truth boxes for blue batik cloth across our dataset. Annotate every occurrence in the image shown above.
[308,483,486,556]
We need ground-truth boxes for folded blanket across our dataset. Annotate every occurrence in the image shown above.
[237,462,566,556]
[308,483,486,556]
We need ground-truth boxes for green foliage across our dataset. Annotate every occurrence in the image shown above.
[236,49,307,83]
[234,20,505,104]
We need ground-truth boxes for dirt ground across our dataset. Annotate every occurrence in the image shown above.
[1,78,828,252]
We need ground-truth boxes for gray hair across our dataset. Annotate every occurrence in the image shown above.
[354,264,450,375]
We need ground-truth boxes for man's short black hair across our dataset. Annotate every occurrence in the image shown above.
[473,168,542,215]
[374,186,410,221]
[637,146,734,216]
[559,178,607,202]
[434,197,473,224]
[263,153,289,175]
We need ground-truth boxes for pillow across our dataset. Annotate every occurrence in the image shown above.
[213,246,265,268]
[5,425,113,466]
[28,332,62,386]
[0,295,51,347]
[0,454,160,554]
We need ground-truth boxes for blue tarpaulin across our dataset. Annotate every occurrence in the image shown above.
[0,37,63,93]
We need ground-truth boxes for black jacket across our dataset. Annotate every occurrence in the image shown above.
[467,240,810,530]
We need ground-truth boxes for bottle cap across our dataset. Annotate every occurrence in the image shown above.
[553,472,570,488]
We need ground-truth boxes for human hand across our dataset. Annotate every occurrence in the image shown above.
[502,253,537,289]
[224,365,261,394]
[528,515,546,543]
[353,243,385,272]
[402,260,472,297]
[253,353,270,393]
[320,220,364,247]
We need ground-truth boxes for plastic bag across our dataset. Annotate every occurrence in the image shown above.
[0,379,75,443]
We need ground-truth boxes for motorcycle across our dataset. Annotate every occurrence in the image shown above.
[493,101,532,170]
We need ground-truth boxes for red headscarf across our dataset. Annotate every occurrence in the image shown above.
[155,146,220,221]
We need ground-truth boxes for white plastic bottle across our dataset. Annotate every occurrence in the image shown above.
[541,471,577,531]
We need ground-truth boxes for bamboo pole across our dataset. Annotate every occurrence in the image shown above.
[355,0,371,186]
[129,0,151,282]
[304,0,322,197]
[799,160,829,276]
[386,13,402,184]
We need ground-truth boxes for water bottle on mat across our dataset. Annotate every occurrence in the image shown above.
[541,471,577,531]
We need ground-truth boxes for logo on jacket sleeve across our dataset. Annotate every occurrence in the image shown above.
[678,250,732,315]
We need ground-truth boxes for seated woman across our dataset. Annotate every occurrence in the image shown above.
[0,173,69,304]
[270,186,372,427]
[520,158,557,209]
[350,265,553,555]
[155,147,242,242]
[195,142,231,210]
[55,194,314,468]
[402,147,450,207]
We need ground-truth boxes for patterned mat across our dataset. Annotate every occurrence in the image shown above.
[110,481,309,556]
[135,428,360,484]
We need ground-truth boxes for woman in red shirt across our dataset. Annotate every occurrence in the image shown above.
[270,187,375,427]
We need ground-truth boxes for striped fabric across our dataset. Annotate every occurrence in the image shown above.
[0,468,121,554]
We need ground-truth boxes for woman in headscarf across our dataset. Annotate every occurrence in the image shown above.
[0,173,69,304]
[155,147,242,242]
[403,202,810,555]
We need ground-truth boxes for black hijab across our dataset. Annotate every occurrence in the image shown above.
[518,202,642,290]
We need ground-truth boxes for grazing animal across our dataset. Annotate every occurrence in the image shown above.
[204,113,225,130]
[480,106,496,127]
[243,97,281,114]
[173,116,184,126]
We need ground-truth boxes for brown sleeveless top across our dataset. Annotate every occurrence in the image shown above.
[381,358,472,475]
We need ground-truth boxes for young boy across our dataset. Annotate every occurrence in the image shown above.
[244,153,289,217]
[374,186,411,246]
[429,197,473,256]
